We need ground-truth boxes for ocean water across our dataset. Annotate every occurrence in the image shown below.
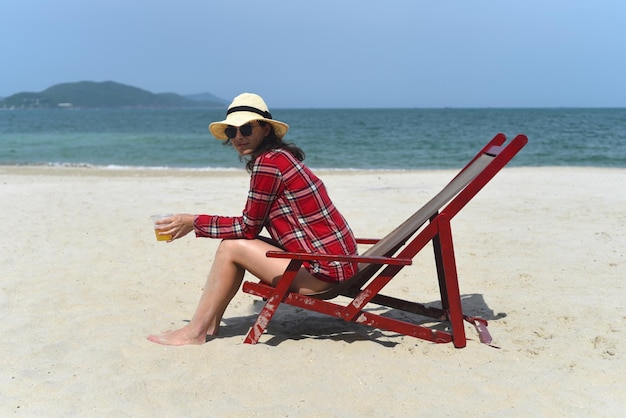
[1,108,625,170]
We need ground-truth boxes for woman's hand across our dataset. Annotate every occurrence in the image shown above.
[155,214,196,242]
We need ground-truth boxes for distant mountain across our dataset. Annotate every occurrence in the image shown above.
[185,92,228,104]
[0,81,227,109]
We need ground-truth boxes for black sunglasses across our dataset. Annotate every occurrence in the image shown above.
[225,123,256,139]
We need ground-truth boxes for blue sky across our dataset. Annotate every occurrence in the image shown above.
[1,0,625,108]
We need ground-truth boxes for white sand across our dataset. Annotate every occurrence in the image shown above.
[1,165,624,416]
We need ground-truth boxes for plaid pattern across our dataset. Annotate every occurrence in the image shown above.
[194,149,358,282]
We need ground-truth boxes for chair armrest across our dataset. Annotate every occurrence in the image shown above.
[266,250,412,266]
[355,238,380,244]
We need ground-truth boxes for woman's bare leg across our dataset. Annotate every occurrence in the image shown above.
[147,238,334,346]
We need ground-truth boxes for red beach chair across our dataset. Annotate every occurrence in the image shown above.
[242,133,528,348]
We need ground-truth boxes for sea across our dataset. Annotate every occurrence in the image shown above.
[1,108,625,170]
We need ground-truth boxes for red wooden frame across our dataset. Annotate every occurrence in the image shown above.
[242,133,528,347]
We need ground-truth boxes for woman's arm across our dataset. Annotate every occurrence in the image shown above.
[194,155,283,239]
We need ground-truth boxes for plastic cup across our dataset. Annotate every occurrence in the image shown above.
[151,213,173,241]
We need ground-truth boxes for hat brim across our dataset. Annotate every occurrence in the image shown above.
[209,111,289,140]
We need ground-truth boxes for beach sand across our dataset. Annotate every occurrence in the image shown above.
[1,165,624,416]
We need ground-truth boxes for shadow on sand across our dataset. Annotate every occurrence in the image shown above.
[187,293,506,347]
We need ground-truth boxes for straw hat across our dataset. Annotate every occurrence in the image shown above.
[209,93,289,140]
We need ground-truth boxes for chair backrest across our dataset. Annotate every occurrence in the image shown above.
[359,153,494,263]
[312,153,494,300]
[312,134,527,299]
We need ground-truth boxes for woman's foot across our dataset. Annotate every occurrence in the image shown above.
[147,325,209,346]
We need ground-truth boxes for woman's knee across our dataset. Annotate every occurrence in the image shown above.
[216,238,282,271]
[216,238,264,260]
[216,239,246,256]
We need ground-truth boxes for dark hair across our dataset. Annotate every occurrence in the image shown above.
[224,121,305,172]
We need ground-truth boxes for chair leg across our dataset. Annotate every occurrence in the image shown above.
[436,214,467,348]
[431,218,449,312]
[243,259,302,344]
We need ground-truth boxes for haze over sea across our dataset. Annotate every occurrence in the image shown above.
[1,108,625,170]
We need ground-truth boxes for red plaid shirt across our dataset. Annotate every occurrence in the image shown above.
[194,149,357,282]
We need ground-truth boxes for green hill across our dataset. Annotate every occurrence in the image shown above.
[0,81,226,109]
[184,92,226,103]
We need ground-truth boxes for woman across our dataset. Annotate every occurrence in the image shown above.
[147,93,358,345]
